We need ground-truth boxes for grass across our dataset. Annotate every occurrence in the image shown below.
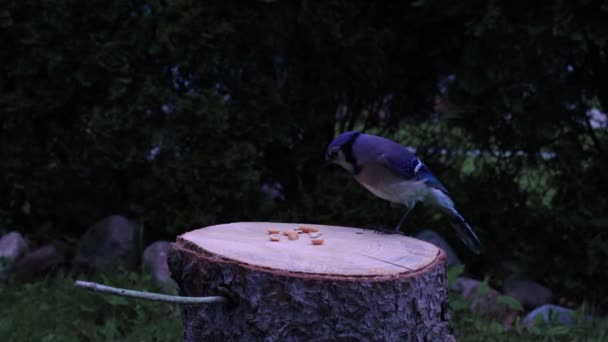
[0,271,182,341]
[447,266,608,342]
[0,271,606,341]
[450,294,608,341]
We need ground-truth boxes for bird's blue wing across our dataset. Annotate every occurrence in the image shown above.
[417,169,449,195]
[377,151,450,194]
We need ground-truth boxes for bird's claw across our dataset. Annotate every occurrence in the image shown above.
[362,224,401,235]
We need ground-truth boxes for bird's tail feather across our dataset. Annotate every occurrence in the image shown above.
[446,209,483,254]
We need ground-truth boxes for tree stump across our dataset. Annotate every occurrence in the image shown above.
[168,222,453,342]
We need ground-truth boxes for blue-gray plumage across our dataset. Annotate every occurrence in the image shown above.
[326,130,483,254]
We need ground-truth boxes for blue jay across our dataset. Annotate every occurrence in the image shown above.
[326,130,483,254]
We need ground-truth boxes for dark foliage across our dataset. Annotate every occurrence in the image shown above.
[1,1,607,306]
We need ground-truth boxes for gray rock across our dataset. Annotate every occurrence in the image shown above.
[523,304,575,326]
[504,278,553,309]
[0,232,29,282]
[451,277,507,316]
[142,241,175,288]
[416,229,461,266]
[75,215,139,270]
[0,231,28,262]
[450,276,479,295]
[15,243,66,281]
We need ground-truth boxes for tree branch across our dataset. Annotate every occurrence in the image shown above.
[75,280,228,305]
[583,114,604,155]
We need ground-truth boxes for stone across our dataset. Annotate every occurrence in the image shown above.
[14,243,66,281]
[416,229,461,266]
[522,304,575,326]
[451,277,508,317]
[142,241,175,289]
[450,276,479,295]
[0,231,28,262]
[503,278,553,309]
[0,231,29,282]
[75,215,139,270]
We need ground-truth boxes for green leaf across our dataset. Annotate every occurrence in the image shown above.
[450,296,470,311]
[476,278,491,296]
[488,321,504,334]
[546,325,571,336]
[496,295,524,311]
[447,264,465,286]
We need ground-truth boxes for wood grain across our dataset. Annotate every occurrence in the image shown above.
[180,222,439,277]
[169,224,453,341]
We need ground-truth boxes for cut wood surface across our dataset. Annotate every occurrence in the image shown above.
[180,222,440,278]
[169,222,453,341]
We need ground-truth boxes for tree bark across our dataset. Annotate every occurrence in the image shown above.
[168,222,454,342]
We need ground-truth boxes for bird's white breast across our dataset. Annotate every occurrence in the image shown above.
[354,164,430,207]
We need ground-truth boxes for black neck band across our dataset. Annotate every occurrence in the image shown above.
[342,132,361,174]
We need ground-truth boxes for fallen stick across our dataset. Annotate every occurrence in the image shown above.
[74,280,228,305]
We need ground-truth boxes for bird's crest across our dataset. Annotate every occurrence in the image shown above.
[327,131,360,152]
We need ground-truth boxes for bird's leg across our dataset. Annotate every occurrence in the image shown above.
[362,224,393,234]
[394,206,414,232]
